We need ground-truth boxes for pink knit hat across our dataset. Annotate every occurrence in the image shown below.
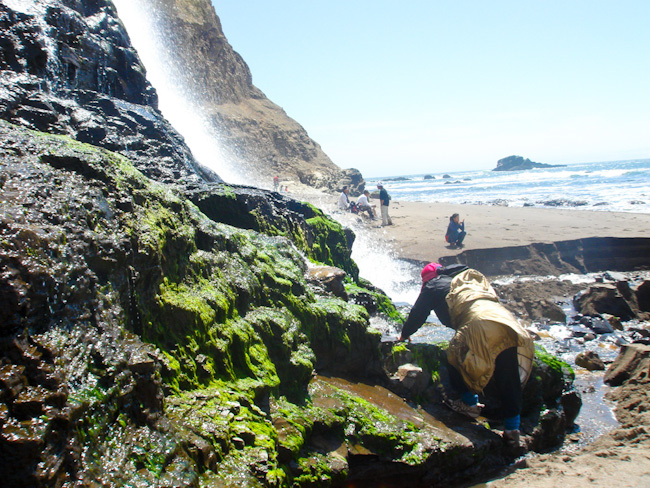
[421,262,442,283]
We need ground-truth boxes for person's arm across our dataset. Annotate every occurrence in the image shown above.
[400,287,436,340]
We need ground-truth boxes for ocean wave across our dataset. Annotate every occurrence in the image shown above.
[375,159,650,214]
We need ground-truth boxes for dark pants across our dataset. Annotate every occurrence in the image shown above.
[450,231,466,245]
[448,347,522,419]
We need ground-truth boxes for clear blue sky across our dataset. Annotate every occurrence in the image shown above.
[213,1,650,178]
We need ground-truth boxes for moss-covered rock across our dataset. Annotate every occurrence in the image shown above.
[0,122,388,485]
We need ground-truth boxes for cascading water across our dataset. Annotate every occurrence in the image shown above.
[112,0,245,184]
[112,0,423,315]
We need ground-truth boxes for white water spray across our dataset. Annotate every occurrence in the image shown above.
[113,0,423,315]
[323,205,423,302]
[112,0,244,184]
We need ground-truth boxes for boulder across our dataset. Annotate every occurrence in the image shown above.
[393,363,429,395]
[636,280,650,312]
[307,266,348,299]
[604,344,650,386]
[575,351,606,371]
[573,284,636,321]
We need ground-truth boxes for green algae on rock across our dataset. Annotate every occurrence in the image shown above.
[0,121,394,485]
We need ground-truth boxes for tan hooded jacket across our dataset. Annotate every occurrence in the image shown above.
[446,269,535,393]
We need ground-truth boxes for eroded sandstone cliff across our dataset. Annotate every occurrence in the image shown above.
[119,0,364,193]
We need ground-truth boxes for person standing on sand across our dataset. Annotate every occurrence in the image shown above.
[273,175,279,191]
[398,263,534,449]
[377,182,392,226]
[446,213,466,248]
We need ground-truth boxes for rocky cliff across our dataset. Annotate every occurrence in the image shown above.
[0,0,219,186]
[117,0,364,193]
[493,155,566,171]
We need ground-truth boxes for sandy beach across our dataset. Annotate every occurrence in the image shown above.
[355,200,650,264]
[293,191,650,486]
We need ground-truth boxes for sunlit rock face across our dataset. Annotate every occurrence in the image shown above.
[126,0,365,193]
[0,0,219,184]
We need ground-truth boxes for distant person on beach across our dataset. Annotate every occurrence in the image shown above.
[446,213,466,248]
[377,182,392,226]
[356,190,376,219]
[273,175,279,191]
[338,186,351,211]
[398,263,534,449]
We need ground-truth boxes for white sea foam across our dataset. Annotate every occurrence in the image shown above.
[368,159,650,214]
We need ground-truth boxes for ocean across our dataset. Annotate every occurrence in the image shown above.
[364,159,650,214]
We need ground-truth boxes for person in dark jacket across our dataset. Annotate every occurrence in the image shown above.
[398,262,534,449]
[399,263,468,337]
[377,182,392,226]
[446,213,466,248]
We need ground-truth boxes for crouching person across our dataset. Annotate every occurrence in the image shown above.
[398,263,535,449]
[356,190,376,220]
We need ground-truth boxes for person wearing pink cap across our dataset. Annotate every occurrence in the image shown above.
[398,263,534,450]
[399,263,468,340]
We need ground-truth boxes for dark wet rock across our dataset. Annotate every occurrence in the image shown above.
[442,238,650,278]
[493,155,565,172]
[578,315,614,335]
[185,184,359,281]
[442,174,451,178]
[392,363,429,395]
[574,284,636,321]
[575,351,606,371]
[538,199,589,207]
[569,323,596,338]
[561,390,582,427]
[629,329,650,345]
[0,121,391,486]
[423,174,436,179]
[0,0,219,187]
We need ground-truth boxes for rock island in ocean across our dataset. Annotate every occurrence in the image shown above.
[493,155,566,171]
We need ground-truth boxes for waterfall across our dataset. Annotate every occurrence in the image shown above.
[112,0,422,321]
[112,0,245,184]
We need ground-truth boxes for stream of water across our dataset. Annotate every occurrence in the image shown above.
[112,0,246,185]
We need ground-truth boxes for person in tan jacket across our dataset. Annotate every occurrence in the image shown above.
[399,263,535,447]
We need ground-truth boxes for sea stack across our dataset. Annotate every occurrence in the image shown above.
[493,155,566,171]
